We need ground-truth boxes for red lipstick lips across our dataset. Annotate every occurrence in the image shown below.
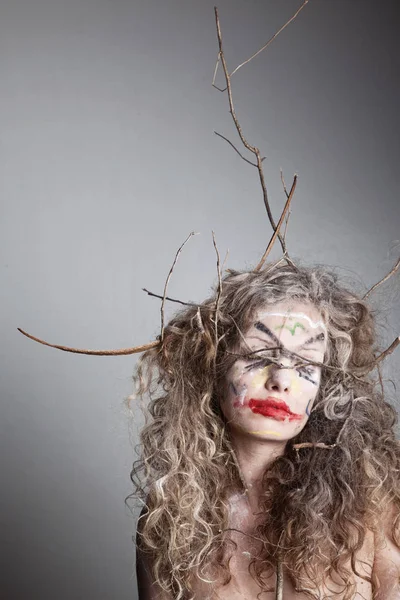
[248,397,302,421]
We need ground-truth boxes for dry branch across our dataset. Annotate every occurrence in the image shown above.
[160,231,197,341]
[280,168,292,242]
[213,6,308,267]
[373,336,400,367]
[214,131,258,167]
[212,231,223,349]
[143,288,199,307]
[253,175,297,271]
[213,7,288,258]
[363,256,400,300]
[292,442,337,451]
[17,328,159,356]
[213,1,309,87]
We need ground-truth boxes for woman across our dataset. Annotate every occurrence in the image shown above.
[130,262,400,599]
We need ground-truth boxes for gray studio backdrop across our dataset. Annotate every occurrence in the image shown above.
[1,0,399,598]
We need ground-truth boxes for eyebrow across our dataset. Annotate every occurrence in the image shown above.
[254,322,325,352]
[254,322,282,346]
[298,332,326,349]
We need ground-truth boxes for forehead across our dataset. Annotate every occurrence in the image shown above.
[245,302,327,351]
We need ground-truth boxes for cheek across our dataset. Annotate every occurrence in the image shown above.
[247,365,271,389]
[290,374,302,395]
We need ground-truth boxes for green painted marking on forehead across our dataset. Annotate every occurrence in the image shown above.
[274,322,306,336]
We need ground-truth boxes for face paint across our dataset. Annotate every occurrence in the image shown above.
[230,381,248,406]
[305,399,312,417]
[274,321,306,336]
[260,311,327,332]
[221,302,327,442]
[249,430,283,436]
[248,398,303,421]
[248,365,271,389]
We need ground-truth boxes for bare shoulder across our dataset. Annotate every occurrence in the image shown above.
[136,504,173,600]
[373,503,400,599]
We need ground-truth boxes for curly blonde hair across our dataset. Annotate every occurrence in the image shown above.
[126,262,400,599]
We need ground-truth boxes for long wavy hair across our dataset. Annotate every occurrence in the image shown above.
[126,262,400,599]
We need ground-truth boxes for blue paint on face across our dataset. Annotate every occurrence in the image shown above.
[305,399,312,417]
[230,381,239,396]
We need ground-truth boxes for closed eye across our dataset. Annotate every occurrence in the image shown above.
[244,358,273,371]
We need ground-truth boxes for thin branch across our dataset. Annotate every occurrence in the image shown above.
[214,7,288,256]
[222,248,230,271]
[280,168,289,198]
[213,1,309,91]
[160,231,197,341]
[212,51,221,87]
[17,328,159,356]
[292,442,336,451]
[212,231,223,351]
[253,175,297,271]
[363,256,400,300]
[275,560,284,600]
[373,336,400,367]
[142,288,198,307]
[214,131,258,167]
[280,168,292,242]
[231,1,309,79]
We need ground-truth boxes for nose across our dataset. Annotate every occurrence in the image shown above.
[265,364,292,394]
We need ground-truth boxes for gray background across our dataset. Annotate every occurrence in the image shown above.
[1,0,399,598]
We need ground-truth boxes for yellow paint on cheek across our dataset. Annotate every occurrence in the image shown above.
[290,373,301,394]
[250,365,271,388]
[249,430,283,436]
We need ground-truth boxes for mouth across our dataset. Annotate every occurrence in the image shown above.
[248,397,303,422]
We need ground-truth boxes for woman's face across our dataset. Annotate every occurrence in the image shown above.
[220,301,327,442]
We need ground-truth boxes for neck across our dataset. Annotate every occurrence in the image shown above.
[229,429,286,511]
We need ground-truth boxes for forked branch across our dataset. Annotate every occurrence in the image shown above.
[213,5,307,267]
[160,231,197,341]
[214,6,288,258]
[213,1,309,86]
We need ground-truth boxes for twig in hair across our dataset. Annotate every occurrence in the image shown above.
[160,231,197,342]
[292,442,337,451]
[214,131,258,167]
[253,175,297,271]
[212,231,223,350]
[275,559,284,600]
[142,288,199,307]
[363,256,400,300]
[17,328,160,356]
[213,7,289,258]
